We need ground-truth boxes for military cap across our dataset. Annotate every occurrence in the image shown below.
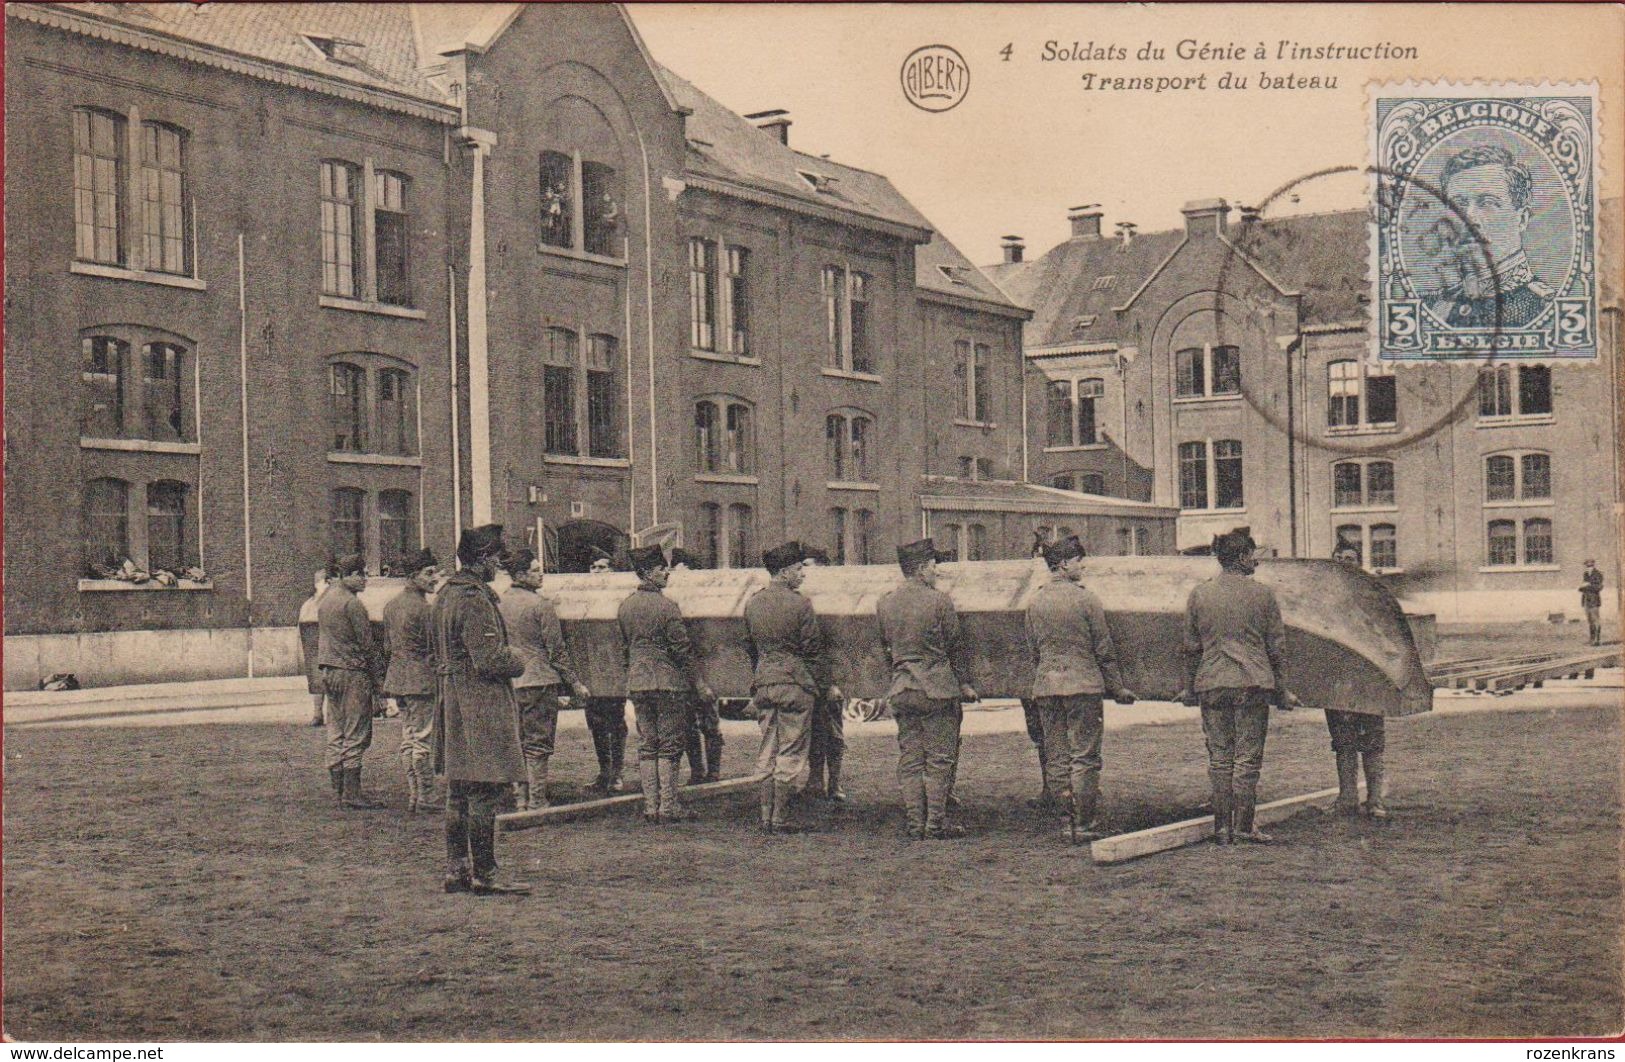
[628,544,668,574]
[897,538,949,575]
[1212,526,1258,564]
[457,523,506,564]
[399,547,439,575]
[1042,535,1086,568]
[330,553,367,578]
[503,548,537,577]
[762,540,805,575]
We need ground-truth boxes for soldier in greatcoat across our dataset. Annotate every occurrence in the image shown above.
[745,541,839,833]
[432,524,531,895]
[499,549,590,811]
[1024,535,1136,843]
[382,548,442,813]
[317,552,384,809]
[876,538,977,840]
[618,545,716,823]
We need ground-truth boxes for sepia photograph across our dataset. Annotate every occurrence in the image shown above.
[2,0,1622,1045]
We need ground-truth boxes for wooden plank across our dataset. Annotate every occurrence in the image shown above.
[496,773,767,832]
[1090,786,1342,865]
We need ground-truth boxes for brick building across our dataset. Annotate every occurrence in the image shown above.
[4,2,1168,688]
[988,199,1622,621]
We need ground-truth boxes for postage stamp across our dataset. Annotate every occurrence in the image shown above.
[1370,81,1600,359]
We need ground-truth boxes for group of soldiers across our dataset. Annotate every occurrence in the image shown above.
[311,518,1391,896]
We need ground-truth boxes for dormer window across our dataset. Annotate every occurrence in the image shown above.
[936,265,973,286]
[797,170,836,194]
[303,34,365,65]
[1091,274,1117,291]
[1071,315,1098,332]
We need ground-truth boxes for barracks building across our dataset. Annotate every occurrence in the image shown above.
[4,2,1175,689]
[986,199,1622,622]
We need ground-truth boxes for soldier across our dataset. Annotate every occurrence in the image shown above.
[382,548,442,813]
[583,548,628,793]
[618,545,716,823]
[1025,535,1137,843]
[670,548,725,785]
[303,569,331,727]
[745,541,838,833]
[1326,544,1389,820]
[499,549,590,812]
[1581,559,1605,646]
[876,538,977,840]
[317,553,385,810]
[800,545,846,802]
[433,524,531,896]
[1180,527,1294,845]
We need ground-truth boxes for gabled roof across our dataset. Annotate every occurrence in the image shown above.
[994,228,1186,350]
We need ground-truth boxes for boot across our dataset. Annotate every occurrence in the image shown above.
[444,805,471,892]
[524,754,551,811]
[659,756,695,821]
[1072,781,1104,841]
[638,758,660,822]
[1210,787,1233,845]
[703,732,724,784]
[1027,740,1051,808]
[342,767,385,810]
[1233,797,1271,844]
[759,776,776,831]
[403,755,419,813]
[311,696,327,728]
[685,725,706,785]
[768,780,811,834]
[468,813,531,896]
[608,725,628,790]
[329,766,346,808]
[444,857,473,894]
[1363,751,1390,819]
[413,753,443,812]
[825,750,846,802]
[1334,750,1361,816]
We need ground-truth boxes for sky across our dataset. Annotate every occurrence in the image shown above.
[628,3,1623,267]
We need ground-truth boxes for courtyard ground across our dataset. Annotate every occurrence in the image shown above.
[2,693,1621,1041]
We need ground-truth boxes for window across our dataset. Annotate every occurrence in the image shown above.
[81,336,128,439]
[74,109,125,265]
[331,487,366,559]
[727,503,755,568]
[831,508,848,565]
[1118,526,1151,556]
[581,161,618,256]
[854,509,873,565]
[1079,472,1106,495]
[538,141,620,256]
[140,342,184,442]
[1479,365,1552,419]
[330,362,367,452]
[81,331,194,443]
[377,489,415,574]
[140,123,188,275]
[1524,518,1553,565]
[1487,519,1518,567]
[955,341,992,422]
[1370,524,1397,570]
[374,368,408,456]
[373,171,410,306]
[580,334,617,459]
[83,477,130,574]
[938,522,963,562]
[145,480,189,572]
[1485,451,1553,502]
[690,240,752,358]
[696,398,752,474]
[320,161,360,298]
[1486,517,1556,568]
[967,524,988,562]
[826,411,874,481]
[1332,460,1396,509]
[823,265,874,373]
[725,246,750,355]
[1175,344,1241,399]
[830,506,876,566]
[540,151,573,250]
[543,327,578,456]
[689,238,717,350]
[699,501,754,569]
[1046,378,1103,447]
[695,403,717,473]
[1335,524,1364,566]
[1180,440,1244,511]
[1334,523,1400,571]
[1328,360,1397,428]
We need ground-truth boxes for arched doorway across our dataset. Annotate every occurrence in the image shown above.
[553,519,627,573]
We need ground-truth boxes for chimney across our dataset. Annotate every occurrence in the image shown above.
[1181,198,1230,237]
[999,235,1025,264]
[1237,204,1262,225]
[744,109,791,146]
[1067,204,1104,240]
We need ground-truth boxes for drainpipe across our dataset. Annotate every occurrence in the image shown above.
[459,126,497,525]
[637,129,660,526]
[1282,332,1302,556]
[236,233,255,677]
[447,264,463,546]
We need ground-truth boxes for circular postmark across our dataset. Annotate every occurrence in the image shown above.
[900,44,970,113]
[1211,163,1511,457]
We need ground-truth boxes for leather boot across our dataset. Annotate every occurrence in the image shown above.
[342,767,385,810]
[1334,750,1361,815]
[414,752,443,812]
[524,754,551,811]
[444,803,471,892]
[703,732,724,784]
[685,724,706,785]
[759,776,776,830]
[608,726,627,792]
[468,813,531,896]
[329,767,345,808]
[825,749,846,802]
[638,758,660,822]
[1210,787,1232,844]
[1072,780,1104,841]
[1028,740,1051,808]
[660,756,695,821]
[1234,797,1271,844]
[1363,751,1390,819]
[769,780,811,834]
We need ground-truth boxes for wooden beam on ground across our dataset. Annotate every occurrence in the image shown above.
[1089,786,1342,865]
[496,774,767,832]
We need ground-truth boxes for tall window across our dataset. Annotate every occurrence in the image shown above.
[1175,344,1241,399]
[373,171,410,306]
[320,161,360,298]
[1178,441,1208,510]
[727,503,755,568]
[538,140,621,256]
[826,411,874,482]
[81,336,128,439]
[74,109,125,265]
[1479,365,1552,418]
[581,160,619,256]
[1046,378,1103,447]
[1486,520,1518,567]
[699,503,721,568]
[696,398,752,474]
[830,507,873,565]
[967,523,988,561]
[377,489,415,573]
[1213,439,1244,509]
[1332,460,1396,508]
[140,123,188,275]
[853,509,873,565]
[542,327,578,455]
[830,507,848,565]
[823,265,873,373]
[83,477,130,573]
[955,341,993,422]
[1370,524,1398,569]
[1485,451,1552,501]
[142,342,186,442]
[689,238,717,350]
[145,480,188,572]
[540,151,573,249]
[695,402,717,472]
[331,488,366,558]
[1524,518,1553,565]
[586,335,619,458]
[330,362,367,452]
[375,368,410,456]
[1328,360,1397,428]
[725,247,750,355]
[1180,440,1243,510]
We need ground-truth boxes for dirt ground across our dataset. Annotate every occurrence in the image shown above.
[3,701,1621,1041]
[1435,619,1617,662]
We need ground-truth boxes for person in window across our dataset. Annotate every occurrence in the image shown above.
[876,539,977,840]
[670,548,725,785]
[745,541,837,834]
[799,546,847,803]
[618,545,717,823]
[317,554,385,810]
[1179,528,1295,845]
[1581,560,1605,647]
[1025,535,1137,844]
[1325,544,1390,820]
[383,548,442,814]
[1429,144,1554,330]
[432,524,531,896]
[500,550,590,812]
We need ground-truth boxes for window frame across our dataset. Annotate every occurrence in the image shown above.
[694,396,754,477]
[1483,449,1554,505]
[825,409,875,484]
[139,121,190,276]
[319,159,361,299]
[1478,364,1554,422]
[1327,358,1397,430]
[74,107,127,267]
[1173,343,1242,402]
[1334,521,1402,573]
[81,475,203,585]
[822,263,877,375]
[1484,516,1557,569]
[79,327,196,446]
[539,326,624,461]
[325,353,420,461]
[1178,438,1245,513]
[72,107,202,284]
[1043,376,1104,449]
[1330,458,1398,511]
[538,147,623,261]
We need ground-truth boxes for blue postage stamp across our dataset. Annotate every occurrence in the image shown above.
[1370,81,1600,359]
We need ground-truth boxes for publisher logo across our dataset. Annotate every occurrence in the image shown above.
[901,45,970,112]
